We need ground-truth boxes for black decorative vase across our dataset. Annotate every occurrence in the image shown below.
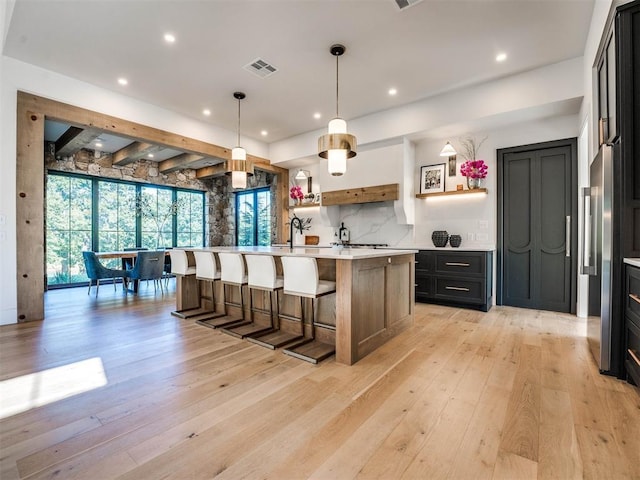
[431,230,449,248]
[449,234,462,248]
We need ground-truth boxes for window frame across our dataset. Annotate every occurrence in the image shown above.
[235,186,271,246]
[45,170,205,287]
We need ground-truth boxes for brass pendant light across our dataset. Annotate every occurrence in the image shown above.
[318,44,357,176]
[229,91,253,189]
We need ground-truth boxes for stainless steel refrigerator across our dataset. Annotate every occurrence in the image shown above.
[583,144,623,375]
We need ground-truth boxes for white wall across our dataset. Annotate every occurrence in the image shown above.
[0,56,269,325]
[270,57,584,164]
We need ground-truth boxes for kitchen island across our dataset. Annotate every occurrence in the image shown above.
[175,246,416,365]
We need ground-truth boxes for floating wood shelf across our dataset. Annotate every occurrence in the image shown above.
[287,202,321,210]
[322,183,399,206]
[416,188,488,198]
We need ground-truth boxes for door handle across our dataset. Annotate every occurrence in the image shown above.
[566,216,570,257]
[445,262,470,267]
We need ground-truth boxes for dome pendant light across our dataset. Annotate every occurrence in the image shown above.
[318,44,357,176]
[230,91,249,189]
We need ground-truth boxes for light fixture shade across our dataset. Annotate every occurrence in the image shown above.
[231,171,247,189]
[232,146,246,161]
[440,141,457,157]
[318,44,357,176]
[327,149,347,176]
[295,169,308,180]
[328,117,347,134]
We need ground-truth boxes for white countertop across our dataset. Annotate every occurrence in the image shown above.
[385,245,496,252]
[191,246,417,260]
[624,258,640,268]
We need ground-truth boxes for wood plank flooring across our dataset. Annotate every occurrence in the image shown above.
[0,283,638,480]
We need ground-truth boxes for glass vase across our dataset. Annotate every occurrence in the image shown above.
[467,177,482,190]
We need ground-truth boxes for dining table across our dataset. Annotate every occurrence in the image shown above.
[94,250,170,292]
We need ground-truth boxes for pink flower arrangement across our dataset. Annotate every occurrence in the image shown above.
[290,185,304,200]
[460,160,488,179]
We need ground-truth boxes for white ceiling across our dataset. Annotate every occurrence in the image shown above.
[4,0,595,145]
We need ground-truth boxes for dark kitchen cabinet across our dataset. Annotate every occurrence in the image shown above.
[597,28,617,145]
[593,0,640,381]
[415,250,493,312]
[624,263,640,386]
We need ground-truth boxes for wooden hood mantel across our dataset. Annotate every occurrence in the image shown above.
[321,183,399,206]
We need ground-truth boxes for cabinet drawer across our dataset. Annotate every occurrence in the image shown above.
[415,251,434,272]
[434,276,485,303]
[434,252,485,275]
[626,265,640,323]
[626,317,640,386]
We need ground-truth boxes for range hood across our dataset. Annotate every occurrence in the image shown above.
[317,138,415,226]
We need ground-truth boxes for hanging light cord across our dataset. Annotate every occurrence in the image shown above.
[335,54,340,118]
[236,98,241,146]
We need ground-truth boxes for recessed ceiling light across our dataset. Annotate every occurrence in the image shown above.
[261,130,268,136]
[147,153,154,158]
[95,142,103,148]
[117,77,128,86]
[496,52,507,62]
[313,112,321,119]
[164,33,176,44]
[388,88,398,96]
[202,109,211,116]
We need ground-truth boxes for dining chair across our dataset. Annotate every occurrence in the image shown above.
[126,250,166,294]
[82,251,129,296]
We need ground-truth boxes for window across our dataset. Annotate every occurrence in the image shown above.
[236,188,271,246]
[176,190,205,247]
[45,172,205,287]
[46,175,92,286]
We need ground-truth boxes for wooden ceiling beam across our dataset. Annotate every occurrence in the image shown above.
[196,163,228,179]
[112,142,163,166]
[55,126,102,157]
[159,153,208,173]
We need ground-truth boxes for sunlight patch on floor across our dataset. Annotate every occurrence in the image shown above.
[0,357,107,419]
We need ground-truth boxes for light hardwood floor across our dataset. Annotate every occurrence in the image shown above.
[0,282,638,480]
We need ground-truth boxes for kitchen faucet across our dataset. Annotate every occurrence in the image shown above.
[289,216,302,251]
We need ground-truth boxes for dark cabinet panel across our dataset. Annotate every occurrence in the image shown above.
[625,264,640,386]
[415,250,493,312]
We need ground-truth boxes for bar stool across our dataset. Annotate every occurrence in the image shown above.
[197,252,251,330]
[169,249,203,319]
[219,254,279,338]
[280,256,336,364]
[187,250,227,322]
[244,255,304,349]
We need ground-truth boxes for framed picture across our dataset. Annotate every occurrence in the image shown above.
[420,164,446,194]
[448,155,457,176]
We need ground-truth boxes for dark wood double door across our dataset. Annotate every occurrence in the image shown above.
[498,139,577,313]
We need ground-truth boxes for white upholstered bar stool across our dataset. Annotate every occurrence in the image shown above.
[280,256,336,364]
[197,252,250,330]
[244,255,304,349]
[169,249,202,319]
[219,254,278,338]
[189,250,227,322]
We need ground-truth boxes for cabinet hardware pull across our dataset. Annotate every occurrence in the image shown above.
[630,293,640,305]
[629,349,640,367]
[445,286,470,292]
[566,216,571,257]
[445,262,470,267]
[414,284,418,287]
[415,261,419,264]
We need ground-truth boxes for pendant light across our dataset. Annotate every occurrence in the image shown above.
[439,141,457,157]
[230,91,249,189]
[318,44,357,176]
[294,169,310,180]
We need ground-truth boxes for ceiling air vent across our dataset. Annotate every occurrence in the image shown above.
[243,58,278,78]
[394,0,424,10]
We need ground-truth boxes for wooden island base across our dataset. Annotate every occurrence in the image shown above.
[174,247,416,365]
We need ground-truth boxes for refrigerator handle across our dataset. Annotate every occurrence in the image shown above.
[581,187,593,274]
[566,216,571,257]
